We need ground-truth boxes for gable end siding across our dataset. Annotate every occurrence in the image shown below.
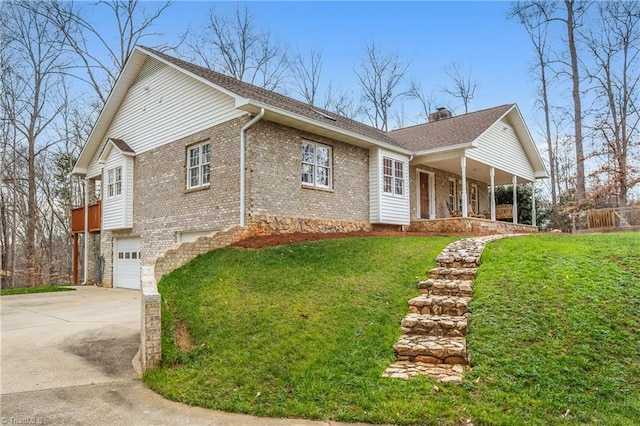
[466,118,535,181]
[87,58,244,177]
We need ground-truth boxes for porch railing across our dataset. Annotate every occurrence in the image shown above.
[71,201,101,233]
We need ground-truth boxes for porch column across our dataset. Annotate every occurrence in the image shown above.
[531,180,537,227]
[461,156,468,217]
[83,177,89,284]
[512,175,518,224]
[490,167,496,221]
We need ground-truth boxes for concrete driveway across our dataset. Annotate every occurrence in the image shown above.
[1,287,374,426]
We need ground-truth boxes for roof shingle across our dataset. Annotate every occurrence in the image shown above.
[389,104,514,152]
[140,47,403,148]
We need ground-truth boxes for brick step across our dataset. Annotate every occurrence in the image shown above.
[400,313,467,337]
[417,279,473,297]
[408,295,470,316]
[428,267,477,281]
[393,335,467,364]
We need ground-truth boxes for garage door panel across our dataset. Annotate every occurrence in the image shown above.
[114,238,140,289]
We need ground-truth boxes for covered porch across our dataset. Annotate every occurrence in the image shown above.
[410,152,541,228]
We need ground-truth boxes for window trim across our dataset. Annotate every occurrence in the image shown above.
[470,183,479,214]
[382,157,406,198]
[186,141,211,190]
[301,140,333,190]
[448,178,457,212]
[106,166,122,199]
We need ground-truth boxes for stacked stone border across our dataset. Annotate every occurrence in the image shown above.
[383,234,522,383]
[140,215,370,371]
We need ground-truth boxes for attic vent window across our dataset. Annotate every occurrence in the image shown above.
[310,108,337,122]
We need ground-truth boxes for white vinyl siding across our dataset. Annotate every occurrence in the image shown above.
[102,150,134,230]
[466,118,535,181]
[369,148,410,225]
[87,58,244,177]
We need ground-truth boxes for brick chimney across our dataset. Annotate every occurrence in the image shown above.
[428,107,453,122]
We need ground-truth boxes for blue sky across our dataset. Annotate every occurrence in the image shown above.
[125,2,548,137]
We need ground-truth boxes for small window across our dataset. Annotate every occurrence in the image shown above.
[382,157,405,197]
[107,167,122,199]
[301,141,332,189]
[187,142,211,189]
[470,184,478,214]
[448,179,457,212]
[131,252,137,259]
[118,252,124,259]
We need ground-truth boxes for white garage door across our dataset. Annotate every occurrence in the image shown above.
[114,237,141,289]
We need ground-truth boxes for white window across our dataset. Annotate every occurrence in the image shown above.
[187,142,211,189]
[382,157,405,196]
[448,178,457,212]
[301,141,332,189]
[107,167,122,199]
[470,184,478,214]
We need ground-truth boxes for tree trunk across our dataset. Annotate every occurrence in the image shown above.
[565,0,586,203]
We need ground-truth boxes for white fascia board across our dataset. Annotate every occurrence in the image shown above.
[412,142,475,158]
[236,99,413,156]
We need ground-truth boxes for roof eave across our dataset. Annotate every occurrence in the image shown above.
[412,141,476,158]
[236,99,413,156]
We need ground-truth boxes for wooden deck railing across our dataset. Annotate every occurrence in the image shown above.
[71,202,101,233]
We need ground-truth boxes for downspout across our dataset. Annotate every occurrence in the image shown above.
[239,108,265,227]
[83,176,89,285]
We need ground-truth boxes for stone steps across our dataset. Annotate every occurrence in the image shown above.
[400,313,467,337]
[417,279,474,297]
[385,235,518,383]
[393,335,467,364]
[428,267,478,281]
[408,294,470,316]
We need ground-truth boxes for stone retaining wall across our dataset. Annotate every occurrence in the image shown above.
[409,217,537,234]
[141,215,372,371]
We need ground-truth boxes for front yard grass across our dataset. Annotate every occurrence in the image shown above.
[0,285,76,296]
[144,233,640,425]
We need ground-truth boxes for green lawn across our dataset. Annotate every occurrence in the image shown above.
[0,285,76,296]
[144,233,640,425]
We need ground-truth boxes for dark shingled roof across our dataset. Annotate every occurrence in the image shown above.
[109,138,135,154]
[389,104,514,152]
[141,47,403,148]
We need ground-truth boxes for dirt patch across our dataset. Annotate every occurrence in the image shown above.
[64,329,139,377]
[232,230,457,249]
[174,321,195,353]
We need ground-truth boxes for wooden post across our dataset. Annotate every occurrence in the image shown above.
[72,233,79,285]
[461,156,468,217]
[490,167,496,221]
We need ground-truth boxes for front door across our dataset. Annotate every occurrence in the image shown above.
[420,173,430,219]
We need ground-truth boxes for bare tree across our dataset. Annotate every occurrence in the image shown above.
[321,82,362,120]
[584,1,640,206]
[45,0,174,106]
[2,1,69,286]
[407,81,450,124]
[511,2,559,206]
[188,5,288,91]
[291,48,323,106]
[355,42,410,131]
[442,62,478,114]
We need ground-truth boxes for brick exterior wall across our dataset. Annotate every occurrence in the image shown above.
[246,120,370,222]
[409,165,489,220]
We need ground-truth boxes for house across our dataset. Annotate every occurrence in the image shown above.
[71,46,547,290]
